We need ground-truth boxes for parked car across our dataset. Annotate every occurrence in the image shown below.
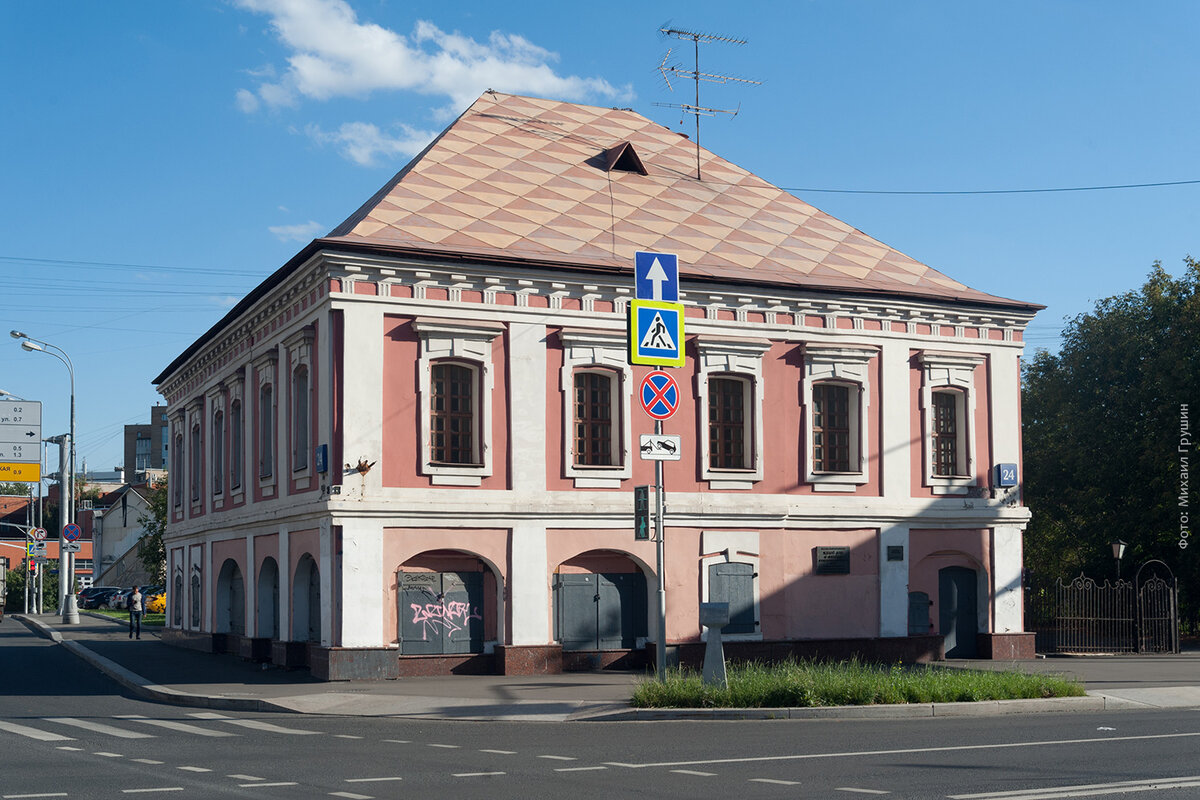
[105,588,135,610]
[78,587,122,609]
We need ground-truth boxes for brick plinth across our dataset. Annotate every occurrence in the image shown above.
[495,645,562,674]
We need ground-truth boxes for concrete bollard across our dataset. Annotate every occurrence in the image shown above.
[699,602,729,689]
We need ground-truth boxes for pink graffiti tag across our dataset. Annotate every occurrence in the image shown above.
[410,600,482,638]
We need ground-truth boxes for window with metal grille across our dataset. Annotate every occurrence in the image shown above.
[813,382,852,472]
[709,376,748,469]
[259,384,273,479]
[932,389,962,476]
[574,371,614,466]
[431,363,477,465]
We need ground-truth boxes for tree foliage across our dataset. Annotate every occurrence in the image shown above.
[137,481,167,585]
[1023,259,1199,629]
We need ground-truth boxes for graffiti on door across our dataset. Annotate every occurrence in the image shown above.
[409,597,482,639]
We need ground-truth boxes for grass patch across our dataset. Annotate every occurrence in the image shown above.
[631,659,1086,708]
[87,609,166,627]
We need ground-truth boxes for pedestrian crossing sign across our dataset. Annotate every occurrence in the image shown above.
[629,299,685,367]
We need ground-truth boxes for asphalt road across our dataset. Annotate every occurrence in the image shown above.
[4,617,1200,799]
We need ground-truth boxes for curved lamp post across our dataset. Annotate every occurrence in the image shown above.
[11,330,78,624]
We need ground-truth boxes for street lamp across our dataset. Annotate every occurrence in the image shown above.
[1111,539,1127,579]
[0,389,28,400]
[12,330,78,624]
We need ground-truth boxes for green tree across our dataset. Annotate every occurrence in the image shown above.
[1023,258,1200,630]
[137,481,167,584]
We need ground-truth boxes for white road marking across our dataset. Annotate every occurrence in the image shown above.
[115,715,236,737]
[334,734,363,739]
[751,778,801,786]
[4,794,69,799]
[46,718,153,739]
[838,789,890,795]
[382,739,410,744]
[538,755,576,761]
[176,767,211,773]
[606,731,1200,770]
[330,793,373,800]
[427,743,460,749]
[453,772,506,777]
[228,775,263,781]
[238,783,298,788]
[121,789,183,794]
[0,721,74,742]
[56,747,83,752]
[949,775,1200,799]
[344,778,403,783]
[479,749,517,755]
[187,713,318,736]
[555,766,608,773]
[94,752,124,758]
[132,759,164,765]
[672,770,717,776]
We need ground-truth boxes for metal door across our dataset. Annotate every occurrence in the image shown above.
[908,591,931,636]
[398,571,483,655]
[709,563,755,634]
[939,566,978,658]
[555,572,647,650]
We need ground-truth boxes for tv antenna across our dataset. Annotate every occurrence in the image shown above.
[656,27,760,180]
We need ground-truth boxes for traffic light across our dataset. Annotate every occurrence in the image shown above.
[634,485,650,540]
[28,559,38,577]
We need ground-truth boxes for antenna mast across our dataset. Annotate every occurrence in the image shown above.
[656,27,760,180]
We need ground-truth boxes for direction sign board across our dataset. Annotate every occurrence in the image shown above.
[629,299,685,367]
[639,371,680,420]
[635,251,679,302]
[639,434,682,461]
[30,541,47,557]
[62,523,82,542]
[0,399,42,482]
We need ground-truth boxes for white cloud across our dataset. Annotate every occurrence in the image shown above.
[209,295,244,308]
[306,121,435,166]
[235,88,260,113]
[234,0,631,117]
[267,220,326,242]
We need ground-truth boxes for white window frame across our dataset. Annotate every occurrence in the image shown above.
[285,327,314,480]
[699,530,762,642]
[696,337,770,489]
[560,328,631,488]
[414,318,504,486]
[918,350,985,495]
[802,344,875,492]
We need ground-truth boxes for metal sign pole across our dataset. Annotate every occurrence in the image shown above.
[654,418,666,679]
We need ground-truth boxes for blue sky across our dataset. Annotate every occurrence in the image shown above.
[2,0,1198,480]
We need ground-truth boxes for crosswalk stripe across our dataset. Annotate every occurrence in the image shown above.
[188,712,319,736]
[45,718,154,739]
[115,715,237,737]
[0,720,75,742]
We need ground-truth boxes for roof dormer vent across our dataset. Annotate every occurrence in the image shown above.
[603,141,648,175]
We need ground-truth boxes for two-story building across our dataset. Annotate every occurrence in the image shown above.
[153,91,1040,679]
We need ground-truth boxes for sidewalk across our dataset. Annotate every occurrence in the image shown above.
[15,613,1200,722]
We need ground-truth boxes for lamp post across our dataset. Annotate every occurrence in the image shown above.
[1111,539,1127,580]
[11,330,78,624]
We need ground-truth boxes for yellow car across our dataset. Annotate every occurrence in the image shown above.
[146,591,166,614]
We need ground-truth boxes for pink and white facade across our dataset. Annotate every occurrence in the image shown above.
[154,93,1040,678]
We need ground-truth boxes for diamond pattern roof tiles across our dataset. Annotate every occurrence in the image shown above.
[324,91,1035,308]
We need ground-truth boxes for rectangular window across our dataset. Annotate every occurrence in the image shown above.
[230,400,242,490]
[259,385,274,479]
[574,371,614,466]
[189,424,202,503]
[292,367,309,472]
[172,433,183,508]
[431,363,476,465]
[932,390,960,476]
[708,376,747,469]
[812,383,852,472]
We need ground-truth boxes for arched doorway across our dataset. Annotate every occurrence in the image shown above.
[554,551,648,651]
[257,558,280,640]
[397,551,495,655]
[939,566,978,658]
[215,559,245,636]
[292,554,320,642]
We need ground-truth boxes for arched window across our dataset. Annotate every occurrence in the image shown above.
[189,422,202,503]
[211,410,224,495]
[292,365,309,472]
[259,383,274,479]
[229,399,243,490]
[172,432,183,508]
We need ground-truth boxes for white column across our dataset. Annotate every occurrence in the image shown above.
[340,306,384,495]
[879,524,910,637]
[319,517,334,647]
[509,523,549,645]
[245,536,256,637]
[879,340,912,500]
[992,525,1024,633]
[989,349,1023,502]
[336,516,384,647]
[278,525,291,641]
[203,543,213,633]
[508,322,547,492]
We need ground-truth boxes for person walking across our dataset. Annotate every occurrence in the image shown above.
[128,586,143,639]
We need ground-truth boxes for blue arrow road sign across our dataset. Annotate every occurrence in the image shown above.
[635,251,678,302]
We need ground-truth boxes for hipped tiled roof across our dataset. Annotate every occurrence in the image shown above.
[324,91,1035,309]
